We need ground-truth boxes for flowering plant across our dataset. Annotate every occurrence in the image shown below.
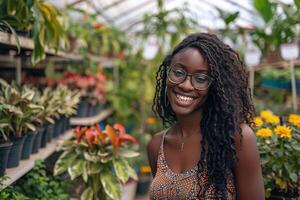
[252,110,300,197]
[54,123,139,200]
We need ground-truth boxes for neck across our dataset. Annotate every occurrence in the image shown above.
[176,109,202,138]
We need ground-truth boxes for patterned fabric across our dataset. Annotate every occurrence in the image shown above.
[149,130,236,200]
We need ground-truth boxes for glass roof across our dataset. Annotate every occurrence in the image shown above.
[47,0,295,33]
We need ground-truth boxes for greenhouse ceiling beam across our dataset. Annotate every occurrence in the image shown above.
[197,0,255,25]
[102,0,128,10]
[225,0,257,16]
[87,0,115,25]
[69,0,86,6]
[111,0,156,21]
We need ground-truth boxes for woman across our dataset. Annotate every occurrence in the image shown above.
[148,33,265,199]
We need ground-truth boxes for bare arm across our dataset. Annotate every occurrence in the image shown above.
[234,124,265,200]
[147,132,163,177]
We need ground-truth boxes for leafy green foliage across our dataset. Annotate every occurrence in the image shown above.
[14,160,70,200]
[0,0,66,65]
[251,0,300,57]
[254,0,274,23]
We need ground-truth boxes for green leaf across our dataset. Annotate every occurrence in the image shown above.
[113,159,130,184]
[25,122,36,132]
[127,165,138,181]
[100,168,121,200]
[292,143,300,151]
[117,149,140,158]
[82,162,88,183]
[289,172,298,182]
[224,12,239,25]
[54,150,77,176]
[295,0,300,9]
[81,187,93,200]
[87,162,101,175]
[68,159,84,180]
[254,0,273,23]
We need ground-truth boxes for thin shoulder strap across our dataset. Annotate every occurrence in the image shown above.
[160,128,169,149]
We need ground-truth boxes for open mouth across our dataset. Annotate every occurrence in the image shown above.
[174,92,197,106]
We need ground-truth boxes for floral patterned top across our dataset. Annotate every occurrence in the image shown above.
[149,130,236,200]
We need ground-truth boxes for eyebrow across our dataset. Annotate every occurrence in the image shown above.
[172,63,209,73]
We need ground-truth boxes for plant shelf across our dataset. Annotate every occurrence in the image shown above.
[2,130,73,189]
[0,31,82,60]
[70,108,113,126]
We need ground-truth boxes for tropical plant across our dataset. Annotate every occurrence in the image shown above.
[54,123,139,200]
[252,110,300,197]
[62,6,128,57]
[0,80,44,138]
[250,0,300,60]
[0,0,66,64]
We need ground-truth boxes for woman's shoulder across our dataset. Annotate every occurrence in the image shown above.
[234,123,256,149]
[147,131,165,177]
[234,123,260,167]
[147,131,164,154]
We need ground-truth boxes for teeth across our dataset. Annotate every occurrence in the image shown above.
[176,94,193,101]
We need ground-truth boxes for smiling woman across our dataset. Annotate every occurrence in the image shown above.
[147,33,265,200]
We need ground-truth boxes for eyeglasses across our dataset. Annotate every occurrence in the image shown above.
[167,66,213,90]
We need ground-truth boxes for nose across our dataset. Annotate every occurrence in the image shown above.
[177,75,194,91]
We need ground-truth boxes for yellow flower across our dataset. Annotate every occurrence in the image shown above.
[146,117,156,125]
[140,165,151,174]
[256,128,272,138]
[274,125,292,139]
[288,114,300,124]
[260,110,273,120]
[265,115,280,124]
[253,117,263,127]
[292,119,300,128]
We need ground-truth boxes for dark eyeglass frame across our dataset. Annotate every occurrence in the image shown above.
[166,66,213,90]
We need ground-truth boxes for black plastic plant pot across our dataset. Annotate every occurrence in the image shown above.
[40,125,49,148]
[0,142,12,176]
[21,132,36,160]
[32,127,44,153]
[7,135,27,168]
[47,124,54,142]
[136,174,152,195]
[53,118,63,138]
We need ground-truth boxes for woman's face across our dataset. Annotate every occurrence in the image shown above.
[166,47,210,116]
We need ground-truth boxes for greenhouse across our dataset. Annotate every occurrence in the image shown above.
[0,0,299,199]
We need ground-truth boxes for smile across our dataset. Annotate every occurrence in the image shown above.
[175,93,197,106]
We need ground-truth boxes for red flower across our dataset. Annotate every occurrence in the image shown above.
[113,123,138,145]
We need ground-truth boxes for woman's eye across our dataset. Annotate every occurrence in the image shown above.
[194,74,208,82]
[173,69,185,77]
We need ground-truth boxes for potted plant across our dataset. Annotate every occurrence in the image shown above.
[0,102,13,176]
[260,68,300,91]
[250,0,300,63]
[252,110,300,198]
[54,123,139,200]
[0,80,43,167]
[0,0,66,65]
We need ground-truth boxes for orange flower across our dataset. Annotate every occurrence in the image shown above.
[95,124,106,141]
[105,125,119,148]
[146,117,156,125]
[85,127,98,150]
[74,126,87,143]
[113,123,137,145]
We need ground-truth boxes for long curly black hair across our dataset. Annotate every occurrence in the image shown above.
[152,33,255,199]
